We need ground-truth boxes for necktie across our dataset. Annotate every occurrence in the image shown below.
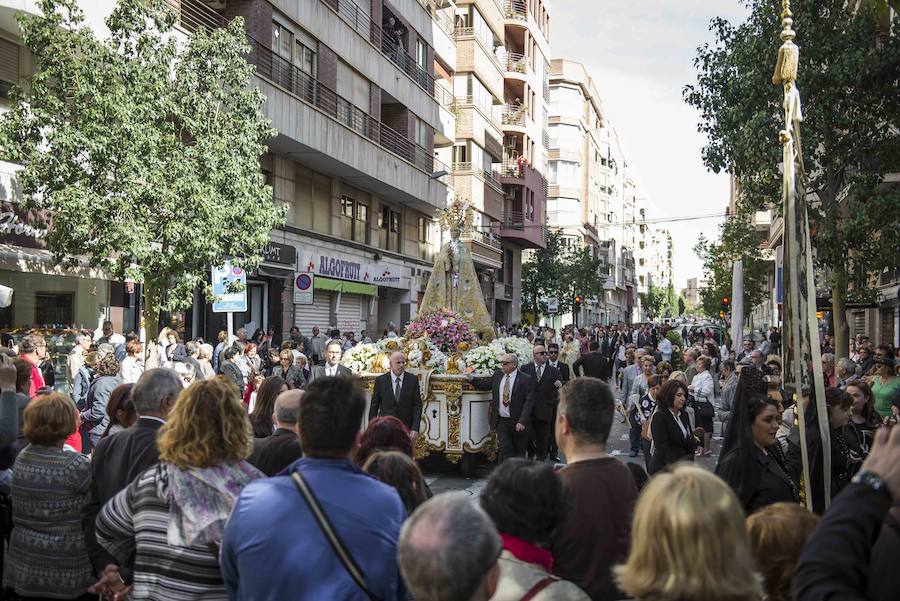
[537,364,544,381]
[394,376,402,400]
[502,374,511,407]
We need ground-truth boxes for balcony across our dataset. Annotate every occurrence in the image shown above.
[460,230,503,269]
[496,210,546,249]
[504,0,528,21]
[501,104,527,128]
[502,51,528,75]
[453,27,504,101]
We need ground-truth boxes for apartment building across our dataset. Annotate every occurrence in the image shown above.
[547,58,638,325]
[433,0,551,325]
[1,0,455,341]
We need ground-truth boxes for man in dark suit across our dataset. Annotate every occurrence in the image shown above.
[368,352,423,435]
[307,341,353,383]
[573,341,609,379]
[521,344,562,461]
[546,342,569,461]
[469,353,535,463]
[82,368,182,586]
[248,389,303,476]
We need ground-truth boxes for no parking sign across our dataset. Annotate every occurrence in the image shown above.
[294,272,314,305]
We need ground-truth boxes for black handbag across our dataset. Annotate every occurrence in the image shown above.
[290,470,383,601]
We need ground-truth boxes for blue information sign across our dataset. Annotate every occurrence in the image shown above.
[211,262,247,313]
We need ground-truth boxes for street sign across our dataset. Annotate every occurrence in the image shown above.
[546,297,559,314]
[211,262,247,313]
[294,272,314,305]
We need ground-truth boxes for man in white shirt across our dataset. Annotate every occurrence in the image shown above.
[657,336,673,363]
[369,352,422,434]
[469,354,535,463]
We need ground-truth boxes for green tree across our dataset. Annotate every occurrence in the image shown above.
[563,245,605,308]
[693,214,772,319]
[684,0,900,357]
[640,283,668,319]
[521,231,569,316]
[0,0,285,363]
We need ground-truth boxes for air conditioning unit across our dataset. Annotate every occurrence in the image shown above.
[200,0,226,10]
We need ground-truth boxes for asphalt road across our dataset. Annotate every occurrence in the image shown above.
[421,387,723,494]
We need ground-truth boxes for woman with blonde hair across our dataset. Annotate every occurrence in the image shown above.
[746,503,818,601]
[94,378,262,599]
[614,464,761,601]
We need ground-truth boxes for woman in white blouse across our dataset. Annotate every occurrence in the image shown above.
[120,340,144,384]
[688,356,716,456]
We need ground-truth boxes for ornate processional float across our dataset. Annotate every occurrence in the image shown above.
[341,197,528,475]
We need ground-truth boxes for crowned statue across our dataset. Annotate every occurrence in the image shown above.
[419,197,495,341]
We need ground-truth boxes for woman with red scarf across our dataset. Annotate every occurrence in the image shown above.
[480,459,590,600]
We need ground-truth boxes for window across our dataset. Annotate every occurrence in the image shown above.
[272,22,293,61]
[341,195,369,243]
[415,118,430,148]
[550,160,580,187]
[416,37,427,69]
[379,206,401,251]
[0,38,19,99]
[296,40,316,75]
[34,292,74,325]
[418,217,430,242]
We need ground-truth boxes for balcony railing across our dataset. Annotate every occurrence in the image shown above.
[504,0,528,21]
[250,38,437,174]
[503,51,528,74]
[453,95,503,131]
[500,160,524,179]
[417,0,456,36]
[501,210,529,230]
[434,84,455,108]
[321,0,434,95]
[461,230,502,251]
[543,79,550,102]
[501,105,527,127]
[452,162,503,192]
[542,129,550,149]
[165,0,227,32]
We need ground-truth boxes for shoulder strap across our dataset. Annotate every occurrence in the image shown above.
[520,575,558,601]
[290,471,382,601]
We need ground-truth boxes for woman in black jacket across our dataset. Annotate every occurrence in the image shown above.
[649,379,700,475]
[716,391,798,515]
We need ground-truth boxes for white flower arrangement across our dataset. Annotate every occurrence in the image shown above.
[464,345,501,375]
[489,336,534,366]
[340,343,381,373]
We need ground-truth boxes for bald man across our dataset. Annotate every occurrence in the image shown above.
[247,389,303,476]
[368,352,423,435]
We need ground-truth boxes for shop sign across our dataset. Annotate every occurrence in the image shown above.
[0,200,49,250]
[262,241,296,266]
[298,249,409,290]
[211,262,248,313]
[293,272,314,305]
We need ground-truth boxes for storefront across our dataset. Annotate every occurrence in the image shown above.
[1,170,134,388]
[292,244,412,336]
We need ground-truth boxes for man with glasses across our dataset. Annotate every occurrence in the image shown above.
[469,354,534,463]
[546,343,570,461]
[521,345,562,462]
[308,341,352,383]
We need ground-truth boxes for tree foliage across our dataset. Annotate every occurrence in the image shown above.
[0,0,285,355]
[522,233,606,317]
[640,284,668,319]
[693,214,771,318]
[684,0,900,356]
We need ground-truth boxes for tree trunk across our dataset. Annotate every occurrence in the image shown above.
[143,278,163,369]
[831,264,850,360]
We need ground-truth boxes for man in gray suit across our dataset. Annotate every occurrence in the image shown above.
[307,341,352,383]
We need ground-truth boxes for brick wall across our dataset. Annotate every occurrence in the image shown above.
[381,103,409,136]
[318,45,338,91]
[370,84,382,121]
[222,0,273,47]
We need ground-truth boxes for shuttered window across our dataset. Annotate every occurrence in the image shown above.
[0,38,19,91]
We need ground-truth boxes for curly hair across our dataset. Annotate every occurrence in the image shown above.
[95,353,121,377]
[157,377,252,468]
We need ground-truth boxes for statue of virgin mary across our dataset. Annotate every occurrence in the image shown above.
[419,199,495,341]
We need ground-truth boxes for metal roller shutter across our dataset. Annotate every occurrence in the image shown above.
[0,38,19,86]
[294,290,332,331]
[336,293,365,335]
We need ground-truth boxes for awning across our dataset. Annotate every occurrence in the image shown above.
[255,263,293,279]
[314,276,376,296]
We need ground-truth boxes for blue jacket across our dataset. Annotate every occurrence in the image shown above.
[221,457,406,601]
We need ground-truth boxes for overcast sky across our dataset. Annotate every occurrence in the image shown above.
[551,0,751,290]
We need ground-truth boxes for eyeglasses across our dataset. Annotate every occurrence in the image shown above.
[549,350,559,355]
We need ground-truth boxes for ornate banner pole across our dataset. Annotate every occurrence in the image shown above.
[773,0,831,510]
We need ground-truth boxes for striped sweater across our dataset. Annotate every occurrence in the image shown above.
[96,463,251,600]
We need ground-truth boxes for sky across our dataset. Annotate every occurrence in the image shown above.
[550,0,751,290]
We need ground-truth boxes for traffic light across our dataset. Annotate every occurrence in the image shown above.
[719,310,725,318]
[574,294,583,308]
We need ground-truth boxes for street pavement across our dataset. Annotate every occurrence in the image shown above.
[421,384,723,494]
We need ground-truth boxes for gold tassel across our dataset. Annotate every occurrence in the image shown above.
[773,43,799,85]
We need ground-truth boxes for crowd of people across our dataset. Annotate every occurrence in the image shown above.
[0,317,899,601]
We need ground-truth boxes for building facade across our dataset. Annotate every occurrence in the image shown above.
[546,58,642,325]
